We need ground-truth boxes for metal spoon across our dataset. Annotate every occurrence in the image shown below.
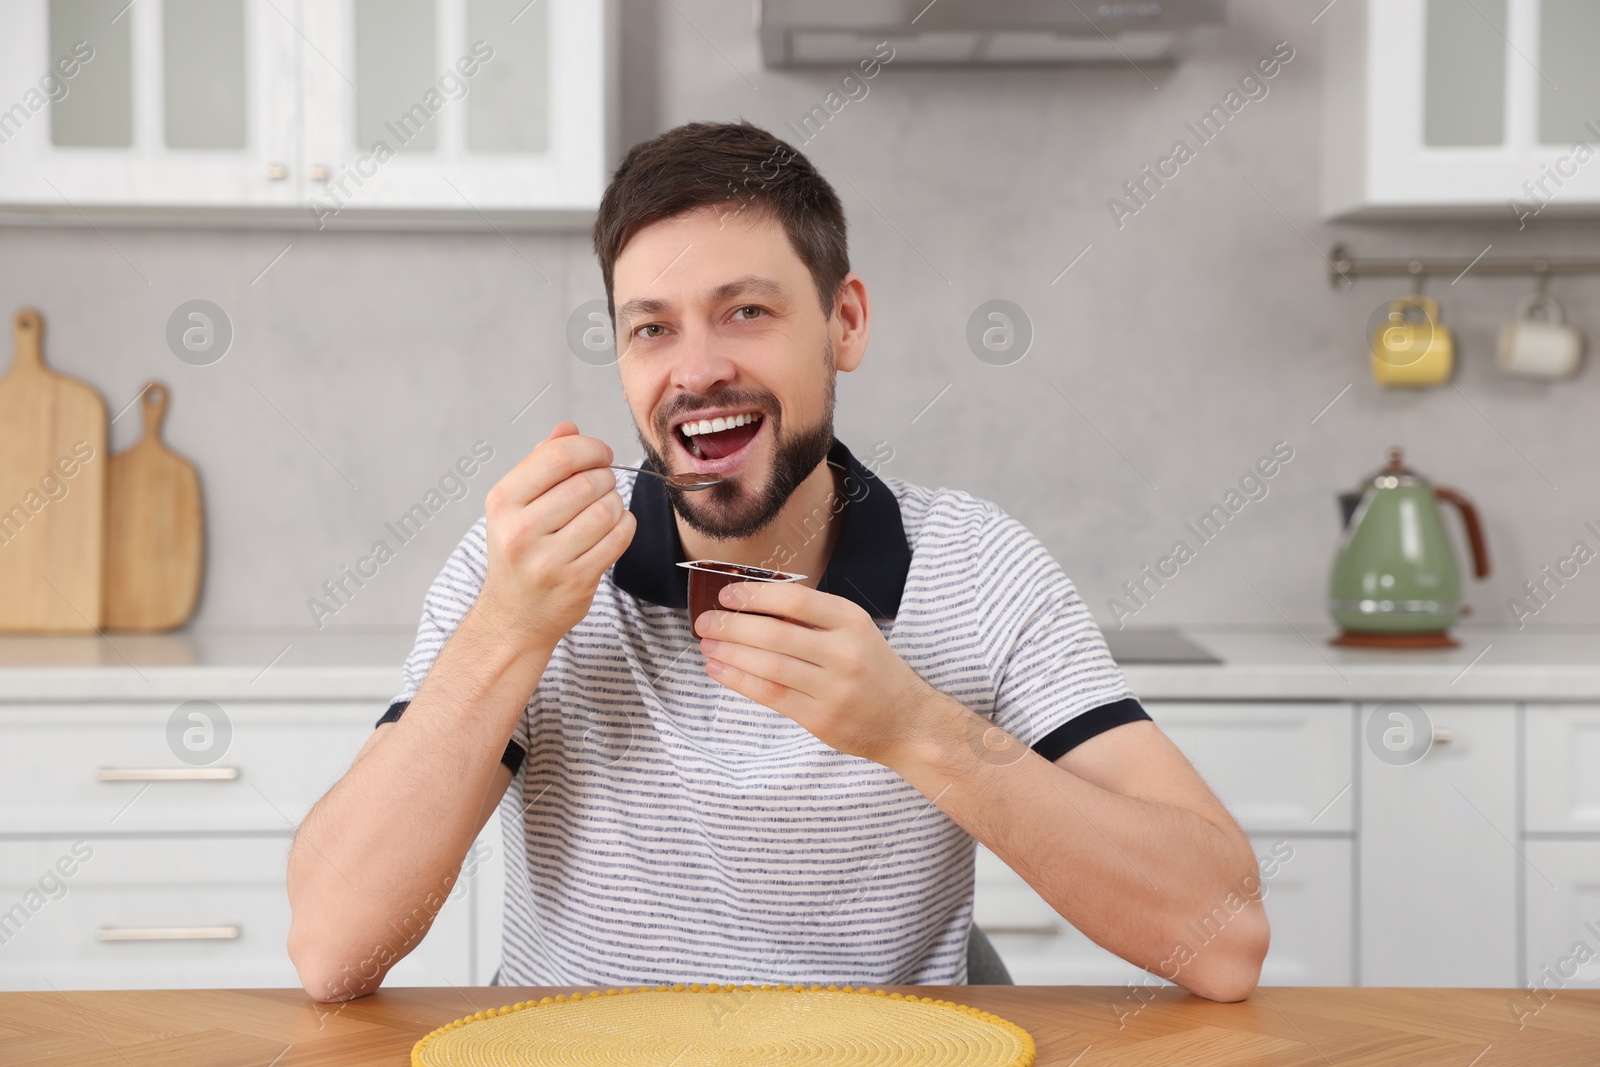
[610,464,727,491]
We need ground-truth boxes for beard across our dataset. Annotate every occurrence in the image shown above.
[636,343,836,542]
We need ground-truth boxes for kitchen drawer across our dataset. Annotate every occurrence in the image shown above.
[0,836,474,991]
[1525,705,1600,833]
[1245,837,1353,986]
[1523,841,1600,989]
[1145,703,1355,833]
[973,837,1352,986]
[0,702,374,834]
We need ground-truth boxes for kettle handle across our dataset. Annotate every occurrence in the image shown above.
[1434,486,1491,579]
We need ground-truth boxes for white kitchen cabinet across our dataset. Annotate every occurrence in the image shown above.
[0,0,301,208]
[1525,705,1600,833]
[0,835,473,990]
[0,836,304,990]
[1247,837,1354,986]
[0,697,497,991]
[1521,706,1600,993]
[1359,703,1519,986]
[1523,841,1600,990]
[975,837,1352,988]
[0,0,612,225]
[1321,0,1600,219]
[6,628,1591,993]
[973,702,1357,987]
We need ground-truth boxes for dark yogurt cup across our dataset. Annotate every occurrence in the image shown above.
[679,559,806,628]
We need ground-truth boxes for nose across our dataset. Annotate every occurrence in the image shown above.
[668,328,739,397]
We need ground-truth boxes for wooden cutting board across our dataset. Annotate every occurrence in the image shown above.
[105,381,203,631]
[0,309,107,632]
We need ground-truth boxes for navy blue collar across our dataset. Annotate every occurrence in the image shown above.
[611,439,910,620]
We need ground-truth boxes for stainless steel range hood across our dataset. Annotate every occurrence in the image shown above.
[756,0,1228,67]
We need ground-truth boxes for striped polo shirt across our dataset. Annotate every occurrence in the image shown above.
[380,438,1145,986]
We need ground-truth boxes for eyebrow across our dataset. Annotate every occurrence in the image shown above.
[615,274,789,331]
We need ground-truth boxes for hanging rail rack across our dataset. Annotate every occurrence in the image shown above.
[1328,243,1600,289]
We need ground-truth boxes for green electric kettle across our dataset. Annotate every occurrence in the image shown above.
[1328,447,1490,649]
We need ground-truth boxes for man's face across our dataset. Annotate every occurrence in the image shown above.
[612,206,838,541]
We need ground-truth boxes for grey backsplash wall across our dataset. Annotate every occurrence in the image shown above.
[3,0,1599,634]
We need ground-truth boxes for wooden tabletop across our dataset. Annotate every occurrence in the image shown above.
[3,985,1597,1066]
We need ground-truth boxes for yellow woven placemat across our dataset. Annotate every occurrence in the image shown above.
[413,983,1036,1067]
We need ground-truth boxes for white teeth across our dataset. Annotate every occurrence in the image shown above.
[679,412,761,437]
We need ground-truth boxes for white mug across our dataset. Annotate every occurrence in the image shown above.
[1498,292,1583,379]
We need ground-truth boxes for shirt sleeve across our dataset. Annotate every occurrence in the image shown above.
[376,516,528,776]
[970,508,1149,758]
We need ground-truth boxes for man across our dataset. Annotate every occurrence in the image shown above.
[287,121,1268,1002]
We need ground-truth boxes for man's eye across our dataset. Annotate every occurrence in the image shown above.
[734,306,764,320]
[636,324,665,338]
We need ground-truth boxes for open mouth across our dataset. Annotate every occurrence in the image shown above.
[674,411,765,470]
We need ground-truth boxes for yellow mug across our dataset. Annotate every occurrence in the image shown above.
[1371,295,1453,387]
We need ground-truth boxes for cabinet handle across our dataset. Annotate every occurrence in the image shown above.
[266,162,288,180]
[1432,728,1455,744]
[308,163,331,182]
[978,924,1061,936]
[96,925,240,942]
[95,767,239,782]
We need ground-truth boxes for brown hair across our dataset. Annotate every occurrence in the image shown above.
[593,120,850,323]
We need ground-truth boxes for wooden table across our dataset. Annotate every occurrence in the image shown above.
[3,985,1597,1066]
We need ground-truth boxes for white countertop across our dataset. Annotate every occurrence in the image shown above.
[0,630,412,701]
[1122,626,1600,702]
[0,626,1595,704]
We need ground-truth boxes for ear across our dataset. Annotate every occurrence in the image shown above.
[830,272,869,373]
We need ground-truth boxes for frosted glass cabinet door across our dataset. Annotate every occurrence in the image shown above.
[1538,0,1600,145]
[1422,0,1507,147]
[299,0,609,222]
[0,0,301,207]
